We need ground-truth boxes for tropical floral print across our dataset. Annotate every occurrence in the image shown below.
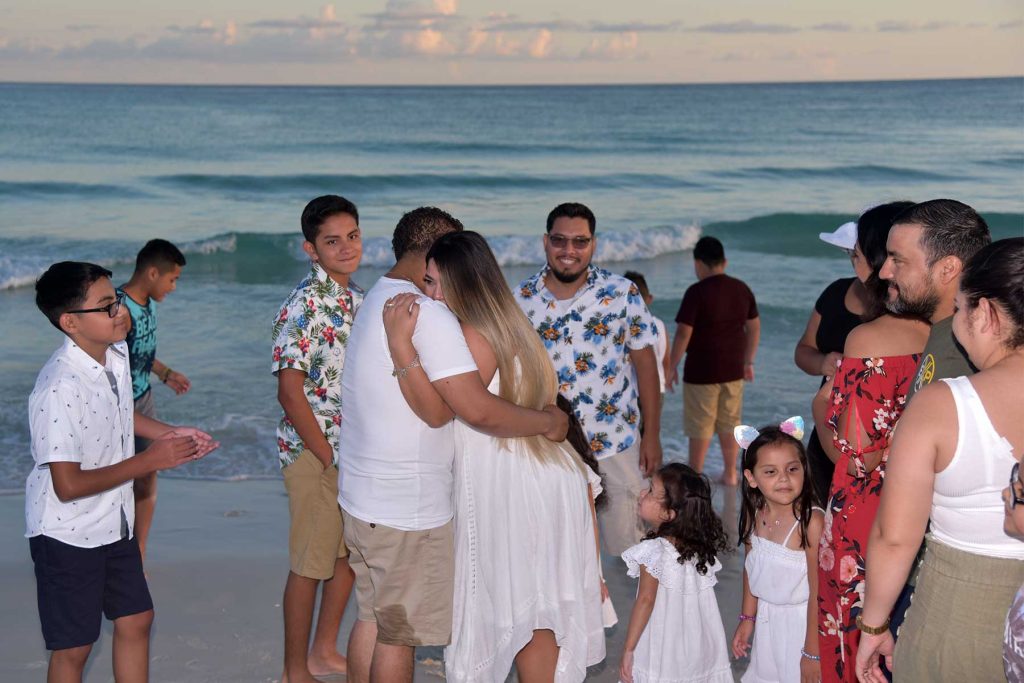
[817,354,919,682]
[271,263,362,468]
[516,265,658,458]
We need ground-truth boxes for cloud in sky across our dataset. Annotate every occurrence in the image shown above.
[876,20,956,32]
[812,22,853,32]
[694,20,800,34]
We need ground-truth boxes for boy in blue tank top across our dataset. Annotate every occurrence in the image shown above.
[118,238,190,560]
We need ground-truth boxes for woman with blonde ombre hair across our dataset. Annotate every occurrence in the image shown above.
[382,231,605,683]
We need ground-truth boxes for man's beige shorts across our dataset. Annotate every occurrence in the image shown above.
[683,380,745,438]
[282,449,346,581]
[342,511,454,647]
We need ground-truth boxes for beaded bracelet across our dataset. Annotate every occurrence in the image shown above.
[392,355,421,380]
[160,366,173,383]
[738,614,756,623]
[800,648,820,662]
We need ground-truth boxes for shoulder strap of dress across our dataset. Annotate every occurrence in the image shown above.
[781,518,801,547]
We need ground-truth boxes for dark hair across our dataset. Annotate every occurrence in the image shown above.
[36,261,113,331]
[693,236,725,267]
[893,199,991,267]
[392,207,463,260]
[738,426,818,548]
[134,238,186,274]
[857,201,915,319]
[623,271,651,299]
[301,195,359,243]
[555,394,606,508]
[960,237,1024,348]
[546,202,596,235]
[647,463,730,575]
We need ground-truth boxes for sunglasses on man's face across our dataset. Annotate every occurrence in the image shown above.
[1010,462,1024,509]
[548,234,593,249]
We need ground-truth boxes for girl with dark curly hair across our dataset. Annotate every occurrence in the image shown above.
[619,463,733,683]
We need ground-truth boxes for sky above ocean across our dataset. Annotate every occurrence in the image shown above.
[0,1,1021,85]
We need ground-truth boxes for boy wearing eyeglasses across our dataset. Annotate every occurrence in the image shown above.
[117,238,189,560]
[27,261,217,682]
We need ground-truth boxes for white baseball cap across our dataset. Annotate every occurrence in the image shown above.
[819,221,857,250]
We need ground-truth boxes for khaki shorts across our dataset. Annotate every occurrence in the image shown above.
[342,511,454,647]
[282,450,346,580]
[683,380,744,438]
[597,441,649,557]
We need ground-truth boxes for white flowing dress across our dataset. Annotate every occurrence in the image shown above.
[444,372,606,683]
[621,538,733,683]
[741,518,810,683]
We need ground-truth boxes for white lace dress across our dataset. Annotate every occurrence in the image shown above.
[621,538,733,683]
[444,372,606,682]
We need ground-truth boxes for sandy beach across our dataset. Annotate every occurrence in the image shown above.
[1,477,747,682]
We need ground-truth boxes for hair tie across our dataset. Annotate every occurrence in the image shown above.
[733,416,805,449]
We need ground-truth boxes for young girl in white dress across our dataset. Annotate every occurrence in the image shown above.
[619,463,733,683]
[730,417,824,683]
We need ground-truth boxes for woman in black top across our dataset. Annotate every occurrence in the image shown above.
[794,258,869,504]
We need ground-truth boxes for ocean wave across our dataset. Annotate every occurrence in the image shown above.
[0,223,702,290]
[713,164,954,182]
[149,171,703,195]
[0,179,151,200]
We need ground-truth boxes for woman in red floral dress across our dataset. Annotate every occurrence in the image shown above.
[810,203,929,682]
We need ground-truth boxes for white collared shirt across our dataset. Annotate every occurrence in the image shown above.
[25,338,136,548]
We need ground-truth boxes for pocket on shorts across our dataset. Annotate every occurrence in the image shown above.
[283,449,326,481]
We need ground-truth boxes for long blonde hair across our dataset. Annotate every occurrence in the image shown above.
[427,231,581,470]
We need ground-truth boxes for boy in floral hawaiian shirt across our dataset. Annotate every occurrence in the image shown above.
[271,195,363,683]
[517,202,663,557]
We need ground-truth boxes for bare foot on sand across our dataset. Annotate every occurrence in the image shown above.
[717,474,739,487]
[307,652,348,678]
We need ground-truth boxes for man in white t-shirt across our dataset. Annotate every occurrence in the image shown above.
[338,207,568,683]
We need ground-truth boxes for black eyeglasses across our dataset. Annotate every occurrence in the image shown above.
[68,292,125,319]
[548,234,593,249]
[1010,462,1024,509]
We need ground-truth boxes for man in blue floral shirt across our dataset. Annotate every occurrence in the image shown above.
[271,195,362,683]
[517,202,662,556]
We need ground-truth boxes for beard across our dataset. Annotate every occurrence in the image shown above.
[885,280,941,319]
[548,256,590,284]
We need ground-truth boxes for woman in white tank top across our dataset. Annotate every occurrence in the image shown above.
[855,238,1024,683]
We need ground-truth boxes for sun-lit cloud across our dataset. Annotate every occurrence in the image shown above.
[528,29,553,59]
[580,32,641,60]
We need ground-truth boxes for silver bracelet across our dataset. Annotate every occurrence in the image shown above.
[800,648,820,662]
[392,355,421,380]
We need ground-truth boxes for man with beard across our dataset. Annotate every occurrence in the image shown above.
[881,199,992,400]
[516,202,663,557]
[877,197,991,641]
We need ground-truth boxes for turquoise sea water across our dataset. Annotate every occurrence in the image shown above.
[1,78,1021,490]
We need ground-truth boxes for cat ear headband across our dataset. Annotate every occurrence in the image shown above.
[734,416,804,450]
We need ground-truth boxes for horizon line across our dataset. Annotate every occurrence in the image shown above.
[1,74,1021,89]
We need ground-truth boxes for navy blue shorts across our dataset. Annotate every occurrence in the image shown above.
[30,535,153,651]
